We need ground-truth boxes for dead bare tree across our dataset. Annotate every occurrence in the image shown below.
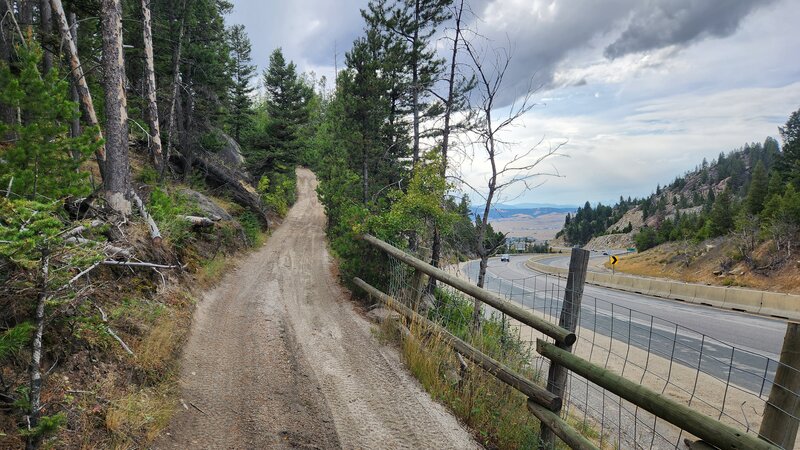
[100,0,132,214]
[140,0,164,173]
[462,37,564,331]
[51,0,106,176]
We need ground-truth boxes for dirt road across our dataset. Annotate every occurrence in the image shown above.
[157,168,478,449]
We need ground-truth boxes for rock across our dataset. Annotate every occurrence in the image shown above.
[179,188,233,221]
[712,269,723,276]
[213,129,246,170]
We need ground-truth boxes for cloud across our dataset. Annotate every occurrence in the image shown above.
[464,0,776,106]
[603,0,773,59]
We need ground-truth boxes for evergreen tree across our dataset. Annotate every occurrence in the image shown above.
[779,106,800,189]
[387,0,451,165]
[250,48,312,174]
[709,189,734,236]
[0,44,97,199]
[745,160,768,215]
[767,170,784,199]
[227,24,255,142]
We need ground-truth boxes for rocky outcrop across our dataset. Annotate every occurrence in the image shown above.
[179,188,233,221]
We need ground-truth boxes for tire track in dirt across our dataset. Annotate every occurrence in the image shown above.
[156,168,479,449]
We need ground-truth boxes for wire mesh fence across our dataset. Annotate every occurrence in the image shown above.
[382,248,800,449]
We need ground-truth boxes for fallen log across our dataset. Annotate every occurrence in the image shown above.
[101,260,180,269]
[131,191,162,244]
[189,151,269,227]
[181,215,216,227]
[62,219,104,238]
[63,237,133,259]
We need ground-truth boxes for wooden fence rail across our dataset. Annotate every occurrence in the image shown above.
[359,234,782,449]
[361,234,576,346]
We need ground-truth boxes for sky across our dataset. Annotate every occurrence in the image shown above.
[226,0,800,207]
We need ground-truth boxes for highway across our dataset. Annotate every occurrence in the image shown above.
[462,254,787,395]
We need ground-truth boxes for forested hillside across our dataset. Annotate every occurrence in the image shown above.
[557,116,800,275]
[0,1,311,447]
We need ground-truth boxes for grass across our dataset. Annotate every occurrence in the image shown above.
[105,383,177,446]
[384,288,611,449]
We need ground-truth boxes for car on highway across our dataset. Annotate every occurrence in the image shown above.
[500,253,510,262]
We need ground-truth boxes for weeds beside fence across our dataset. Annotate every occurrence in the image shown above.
[358,235,800,449]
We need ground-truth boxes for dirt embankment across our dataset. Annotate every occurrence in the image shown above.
[613,239,800,294]
[156,168,478,449]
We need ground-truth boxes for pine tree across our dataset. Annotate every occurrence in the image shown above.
[745,160,768,215]
[0,43,97,200]
[250,48,311,174]
[387,0,451,165]
[227,24,255,142]
[709,189,734,236]
[779,107,800,189]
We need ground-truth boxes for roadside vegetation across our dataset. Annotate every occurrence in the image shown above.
[0,2,300,447]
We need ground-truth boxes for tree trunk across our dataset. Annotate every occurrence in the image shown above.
[140,0,163,173]
[362,149,369,204]
[51,0,106,176]
[39,0,53,73]
[163,0,187,179]
[19,0,34,32]
[428,0,465,295]
[67,12,80,140]
[26,250,49,450]
[0,1,14,139]
[180,79,194,180]
[100,0,131,214]
[411,0,420,166]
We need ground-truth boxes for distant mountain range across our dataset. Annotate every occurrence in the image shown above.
[471,203,577,221]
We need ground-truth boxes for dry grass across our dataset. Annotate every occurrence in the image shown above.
[105,383,177,447]
[381,311,610,450]
[612,240,800,294]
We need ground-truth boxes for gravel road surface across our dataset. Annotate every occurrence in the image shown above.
[156,168,478,449]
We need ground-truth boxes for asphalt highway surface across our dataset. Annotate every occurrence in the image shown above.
[462,255,787,394]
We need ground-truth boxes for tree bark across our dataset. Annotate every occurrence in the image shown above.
[100,0,131,214]
[0,1,14,138]
[27,250,49,450]
[428,0,466,294]
[51,0,106,176]
[411,0,420,166]
[19,0,34,32]
[39,0,53,73]
[140,0,164,173]
[67,11,80,140]
[163,0,187,179]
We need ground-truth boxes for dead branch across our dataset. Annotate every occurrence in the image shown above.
[62,219,104,238]
[106,327,133,355]
[131,191,162,244]
[100,260,180,269]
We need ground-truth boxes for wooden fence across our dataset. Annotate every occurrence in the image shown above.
[357,234,789,450]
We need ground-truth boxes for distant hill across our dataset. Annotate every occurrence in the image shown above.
[556,135,788,250]
[471,204,577,221]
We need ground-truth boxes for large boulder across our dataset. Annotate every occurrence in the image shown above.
[213,129,246,170]
[179,188,233,221]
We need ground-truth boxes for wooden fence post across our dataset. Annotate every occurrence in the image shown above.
[759,321,800,449]
[541,248,590,448]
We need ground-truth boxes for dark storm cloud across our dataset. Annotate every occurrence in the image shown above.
[604,0,773,59]
[460,0,775,107]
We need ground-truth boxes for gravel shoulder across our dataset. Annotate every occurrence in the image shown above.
[156,168,478,449]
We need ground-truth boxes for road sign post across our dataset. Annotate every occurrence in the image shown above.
[610,255,618,275]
